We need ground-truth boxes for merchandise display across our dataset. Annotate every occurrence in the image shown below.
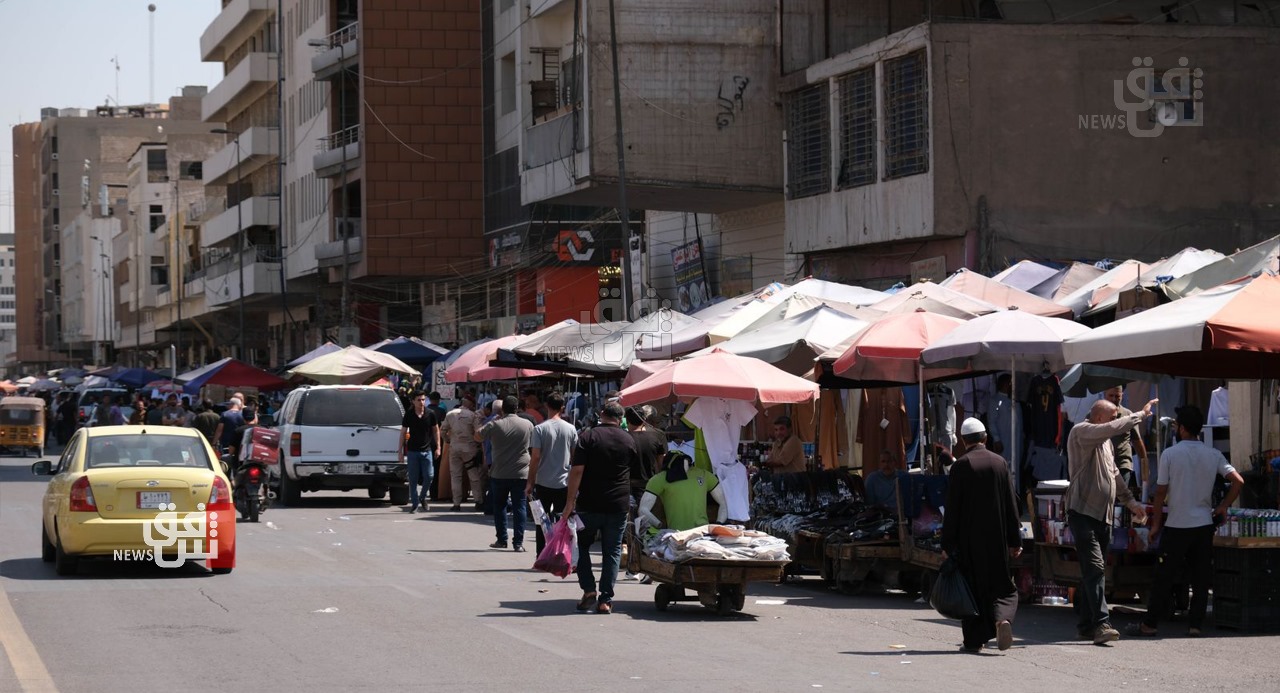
[644,524,790,562]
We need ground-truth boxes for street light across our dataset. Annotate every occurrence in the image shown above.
[210,128,245,361]
[89,235,111,365]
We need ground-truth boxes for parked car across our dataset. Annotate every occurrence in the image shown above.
[32,426,236,576]
[274,385,408,505]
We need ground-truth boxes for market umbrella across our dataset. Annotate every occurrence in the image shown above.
[0,380,17,394]
[60,375,84,386]
[1061,274,1280,378]
[782,277,889,307]
[561,310,701,375]
[510,319,592,356]
[1160,235,1280,301]
[618,348,819,407]
[15,376,37,386]
[142,379,185,395]
[288,346,421,385]
[1059,364,1160,397]
[443,335,549,383]
[179,357,290,394]
[865,292,989,321]
[866,281,1001,319]
[373,336,449,367]
[286,341,342,368]
[922,309,1092,472]
[622,359,672,389]
[1055,259,1151,317]
[941,268,1074,318]
[830,311,968,384]
[707,294,826,345]
[1038,262,1106,301]
[1082,247,1225,318]
[685,305,870,376]
[89,366,169,388]
[27,378,60,393]
[992,260,1062,294]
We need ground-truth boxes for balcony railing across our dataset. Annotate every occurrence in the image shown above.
[318,21,359,50]
[318,124,362,153]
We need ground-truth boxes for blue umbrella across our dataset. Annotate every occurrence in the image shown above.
[88,366,169,388]
[373,336,448,367]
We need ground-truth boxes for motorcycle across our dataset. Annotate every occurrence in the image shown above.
[223,426,280,523]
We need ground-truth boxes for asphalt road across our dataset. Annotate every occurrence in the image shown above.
[2,451,1278,693]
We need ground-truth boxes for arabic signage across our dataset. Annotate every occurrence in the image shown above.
[486,222,630,269]
[671,239,709,313]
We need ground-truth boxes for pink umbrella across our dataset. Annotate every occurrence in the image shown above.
[831,311,968,383]
[622,359,672,389]
[443,336,549,383]
[618,349,818,406]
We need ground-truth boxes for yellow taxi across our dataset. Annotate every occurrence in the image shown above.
[33,425,237,576]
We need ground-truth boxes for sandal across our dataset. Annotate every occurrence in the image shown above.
[596,601,613,615]
[1124,623,1158,637]
[576,592,598,612]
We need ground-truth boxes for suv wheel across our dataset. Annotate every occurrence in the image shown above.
[367,486,387,500]
[279,459,302,506]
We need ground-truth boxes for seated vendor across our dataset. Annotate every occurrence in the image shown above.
[638,452,728,532]
[766,416,807,474]
[863,450,902,513]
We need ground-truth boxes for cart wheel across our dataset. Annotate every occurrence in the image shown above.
[654,584,671,612]
[715,592,734,616]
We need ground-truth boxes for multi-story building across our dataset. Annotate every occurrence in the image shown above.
[11,91,219,371]
[0,234,17,367]
[777,1,1280,287]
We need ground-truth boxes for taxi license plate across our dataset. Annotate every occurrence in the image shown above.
[338,463,365,475]
[138,492,171,509]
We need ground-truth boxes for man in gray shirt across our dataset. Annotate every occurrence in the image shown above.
[477,396,534,551]
[526,392,577,555]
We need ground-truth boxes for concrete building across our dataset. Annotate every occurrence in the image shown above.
[778,1,1280,287]
[0,234,17,367]
[11,123,54,367]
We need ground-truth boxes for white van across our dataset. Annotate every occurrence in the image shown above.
[274,385,408,505]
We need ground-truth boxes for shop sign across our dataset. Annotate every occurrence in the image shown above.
[910,256,947,283]
[671,240,709,313]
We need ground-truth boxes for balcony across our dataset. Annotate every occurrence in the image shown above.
[202,195,279,247]
[314,125,362,179]
[203,127,280,186]
[200,0,274,62]
[310,22,360,81]
[203,246,282,307]
[203,52,278,124]
[315,219,363,268]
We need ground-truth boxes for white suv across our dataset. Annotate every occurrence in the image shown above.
[274,385,408,505]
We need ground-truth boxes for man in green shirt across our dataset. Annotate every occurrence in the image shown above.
[637,452,728,531]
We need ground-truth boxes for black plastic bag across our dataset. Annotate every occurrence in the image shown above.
[930,557,979,620]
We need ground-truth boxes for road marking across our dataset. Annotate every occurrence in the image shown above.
[298,547,337,563]
[0,586,59,693]
[484,623,581,659]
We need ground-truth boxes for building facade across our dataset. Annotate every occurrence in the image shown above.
[0,234,16,368]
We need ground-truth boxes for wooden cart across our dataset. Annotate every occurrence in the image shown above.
[824,539,922,595]
[627,540,790,615]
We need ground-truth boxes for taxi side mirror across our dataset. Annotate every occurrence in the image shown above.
[31,460,53,476]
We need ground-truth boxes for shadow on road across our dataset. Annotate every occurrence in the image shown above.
[0,556,215,581]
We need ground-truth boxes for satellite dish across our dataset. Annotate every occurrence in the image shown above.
[1155,101,1179,126]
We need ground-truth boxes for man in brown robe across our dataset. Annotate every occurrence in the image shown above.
[942,417,1023,653]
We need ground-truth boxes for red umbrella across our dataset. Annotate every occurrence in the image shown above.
[618,349,818,406]
[831,310,968,383]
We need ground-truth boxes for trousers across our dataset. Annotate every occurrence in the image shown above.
[1068,510,1112,632]
[1143,525,1214,630]
[449,446,484,505]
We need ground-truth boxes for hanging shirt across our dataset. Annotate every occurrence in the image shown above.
[1024,373,1064,448]
[684,397,756,521]
[927,384,957,452]
[1207,387,1229,426]
[989,391,1021,475]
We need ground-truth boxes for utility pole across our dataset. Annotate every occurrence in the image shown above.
[173,180,182,370]
[607,0,636,319]
[338,38,352,344]
[276,0,288,365]
[134,213,142,366]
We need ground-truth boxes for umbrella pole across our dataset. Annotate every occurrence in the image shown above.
[1011,356,1019,493]
[918,362,926,471]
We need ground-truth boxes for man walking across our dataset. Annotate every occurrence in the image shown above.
[476,396,534,551]
[400,391,441,513]
[942,418,1023,653]
[1130,405,1243,637]
[527,392,577,555]
[190,401,221,447]
[443,396,483,511]
[563,402,638,614]
[214,397,245,452]
[1064,397,1156,645]
[1103,386,1150,491]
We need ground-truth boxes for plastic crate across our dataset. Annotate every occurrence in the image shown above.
[1214,547,1280,574]
[1214,598,1280,632]
[1213,570,1280,602]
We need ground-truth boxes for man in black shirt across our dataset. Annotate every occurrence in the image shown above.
[401,392,441,513]
[625,405,666,501]
[563,402,639,614]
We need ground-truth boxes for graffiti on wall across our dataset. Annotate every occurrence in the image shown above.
[716,76,750,129]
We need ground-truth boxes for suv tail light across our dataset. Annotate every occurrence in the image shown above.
[208,476,232,510]
[69,476,98,512]
[290,432,301,457]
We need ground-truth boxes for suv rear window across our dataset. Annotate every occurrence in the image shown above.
[298,389,404,427]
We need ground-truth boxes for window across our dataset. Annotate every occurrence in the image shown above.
[1,286,13,295]
[179,161,203,181]
[146,149,168,183]
[150,214,166,233]
[0,301,13,309]
[297,389,404,427]
[561,53,582,108]
[150,266,169,286]
[499,53,516,116]
[0,316,12,324]
[837,67,876,189]
[883,50,929,180]
[785,84,830,199]
[86,434,212,469]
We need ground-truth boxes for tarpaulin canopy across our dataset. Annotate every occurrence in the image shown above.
[685,306,869,375]
[373,336,449,367]
[286,341,342,368]
[179,358,290,394]
[288,346,420,385]
[1160,235,1280,301]
[866,281,1001,319]
[1082,248,1225,317]
[619,348,819,406]
[510,319,593,356]
[1061,273,1280,378]
[941,268,1074,318]
[564,310,701,374]
[829,310,968,384]
[1055,259,1151,317]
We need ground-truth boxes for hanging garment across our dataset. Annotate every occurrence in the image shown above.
[1208,386,1229,426]
[857,388,911,476]
[684,397,757,521]
[928,384,958,452]
[989,391,1023,485]
[1024,373,1064,448]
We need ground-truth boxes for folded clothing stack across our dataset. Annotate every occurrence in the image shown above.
[645,524,791,562]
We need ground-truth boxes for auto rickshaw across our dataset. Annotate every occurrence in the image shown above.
[0,396,47,457]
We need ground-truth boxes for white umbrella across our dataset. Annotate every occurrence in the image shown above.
[685,305,869,375]
[921,309,1092,473]
[288,345,420,385]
